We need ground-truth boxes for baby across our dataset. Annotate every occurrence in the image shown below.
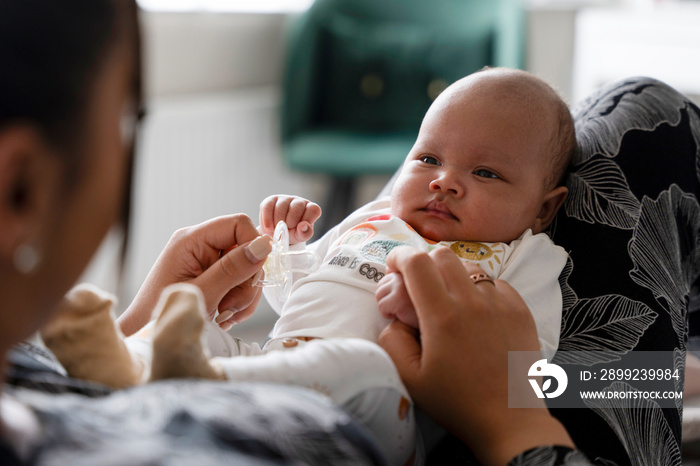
[260,66,572,356]
[42,67,574,465]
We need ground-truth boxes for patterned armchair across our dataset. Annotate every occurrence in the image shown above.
[544,77,699,465]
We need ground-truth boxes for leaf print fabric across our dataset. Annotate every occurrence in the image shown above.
[509,77,700,465]
[584,382,682,466]
[564,156,640,229]
[554,294,657,365]
[574,78,700,164]
[629,186,700,345]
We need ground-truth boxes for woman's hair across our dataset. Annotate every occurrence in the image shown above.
[0,0,142,278]
[0,0,141,185]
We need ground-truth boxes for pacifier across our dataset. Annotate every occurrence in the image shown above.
[255,221,321,302]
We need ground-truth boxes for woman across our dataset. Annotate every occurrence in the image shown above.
[0,1,268,377]
[0,2,386,464]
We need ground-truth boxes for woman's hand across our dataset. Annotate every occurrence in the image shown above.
[118,214,271,336]
[259,195,322,245]
[377,246,574,466]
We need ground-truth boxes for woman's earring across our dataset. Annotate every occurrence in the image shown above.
[13,244,41,274]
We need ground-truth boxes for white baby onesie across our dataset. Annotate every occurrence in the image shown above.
[266,197,567,359]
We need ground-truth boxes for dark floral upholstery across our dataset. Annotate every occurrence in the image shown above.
[515,77,700,465]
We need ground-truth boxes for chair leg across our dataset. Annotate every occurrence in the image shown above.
[318,177,356,237]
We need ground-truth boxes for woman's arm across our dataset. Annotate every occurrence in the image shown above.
[378,246,575,466]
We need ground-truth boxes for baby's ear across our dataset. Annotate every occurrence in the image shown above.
[533,186,568,234]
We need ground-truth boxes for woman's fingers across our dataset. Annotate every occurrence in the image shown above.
[186,214,270,316]
[215,271,264,319]
[384,247,451,322]
[117,214,265,336]
[194,214,261,257]
[192,235,271,312]
[216,288,263,331]
[377,319,422,388]
[428,247,478,295]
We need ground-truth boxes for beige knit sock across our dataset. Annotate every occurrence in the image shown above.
[149,284,225,382]
[40,284,143,389]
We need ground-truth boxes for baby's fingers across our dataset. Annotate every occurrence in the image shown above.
[290,220,314,244]
[283,198,310,229]
[301,202,322,226]
[259,196,285,235]
[294,203,322,243]
[286,200,321,244]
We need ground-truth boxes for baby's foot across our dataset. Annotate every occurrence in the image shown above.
[149,284,225,382]
[40,284,143,388]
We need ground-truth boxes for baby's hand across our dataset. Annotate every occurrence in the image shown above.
[259,195,322,245]
[376,272,419,329]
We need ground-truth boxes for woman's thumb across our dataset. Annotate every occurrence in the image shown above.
[378,320,422,384]
[193,236,271,309]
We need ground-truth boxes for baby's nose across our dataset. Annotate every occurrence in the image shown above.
[429,172,464,196]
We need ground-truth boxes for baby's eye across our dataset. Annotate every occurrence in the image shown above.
[420,156,441,166]
[474,169,499,179]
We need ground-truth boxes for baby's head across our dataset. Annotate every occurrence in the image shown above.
[390,67,574,243]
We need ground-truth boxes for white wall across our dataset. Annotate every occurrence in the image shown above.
[572,3,700,105]
[138,7,580,101]
[526,6,578,102]
[140,11,288,97]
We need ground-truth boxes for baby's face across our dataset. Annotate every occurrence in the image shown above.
[391,75,557,243]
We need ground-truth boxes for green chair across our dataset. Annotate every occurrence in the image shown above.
[280,0,526,231]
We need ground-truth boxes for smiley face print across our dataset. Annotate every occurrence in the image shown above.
[449,241,505,272]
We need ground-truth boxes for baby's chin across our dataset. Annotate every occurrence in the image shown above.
[398,209,470,242]
[411,223,459,243]
[414,222,504,244]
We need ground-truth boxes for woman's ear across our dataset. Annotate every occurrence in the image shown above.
[533,186,568,234]
[0,125,59,261]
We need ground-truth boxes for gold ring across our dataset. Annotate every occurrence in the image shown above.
[469,272,495,285]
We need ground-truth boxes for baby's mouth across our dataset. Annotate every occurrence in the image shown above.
[422,200,458,220]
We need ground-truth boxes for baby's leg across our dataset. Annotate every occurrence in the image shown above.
[148,284,225,381]
[212,338,420,465]
[40,284,143,388]
[127,283,261,379]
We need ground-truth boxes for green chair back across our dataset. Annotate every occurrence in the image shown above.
[280,0,525,228]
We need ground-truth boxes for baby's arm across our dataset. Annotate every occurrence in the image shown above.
[259,195,322,245]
